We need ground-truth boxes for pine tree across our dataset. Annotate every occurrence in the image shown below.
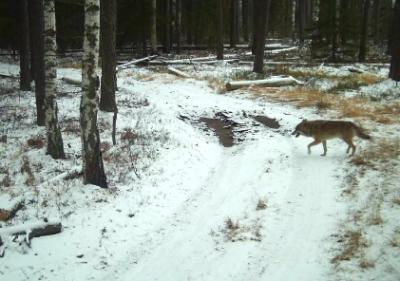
[100,0,117,112]
[19,0,31,91]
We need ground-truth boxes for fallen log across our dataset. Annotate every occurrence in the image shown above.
[116,55,158,71]
[0,221,62,257]
[167,66,191,78]
[61,76,81,86]
[226,76,304,91]
[0,73,18,79]
[0,200,24,222]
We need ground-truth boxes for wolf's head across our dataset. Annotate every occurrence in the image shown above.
[291,119,308,137]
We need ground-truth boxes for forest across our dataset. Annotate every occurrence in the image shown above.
[0,0,400,281]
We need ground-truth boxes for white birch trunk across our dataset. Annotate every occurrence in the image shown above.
[43,0,65,159]
[80,0,107,188]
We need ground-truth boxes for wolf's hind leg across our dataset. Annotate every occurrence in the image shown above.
[308,139,321,155]
[343,137,356,156]
[321,140,327,156]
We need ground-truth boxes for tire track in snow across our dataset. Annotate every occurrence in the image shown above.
[109,131,344,281]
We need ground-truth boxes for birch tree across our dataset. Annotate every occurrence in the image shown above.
[43,0,65,159]
[80,0,107,188]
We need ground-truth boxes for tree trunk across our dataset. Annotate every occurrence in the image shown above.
[291,0,296,40]
[186,0,193,45]
[19,0,31,91]
[217,0,224,60]
[359,0,370,62]
[248,0,254,49]
[164,0,171,53]
[373,0,381,44]
[330,0,339,61]
[253,0,270,73]
[389,0,400,81]
[175,0,182,53]
[230,0,238,47]
[298,0,306,45]
[29,0,45,126]
[81,0,108,188]
[150,0,157,54]
[43,0,65,159]
[242,0,249,42]
[100,0,117,112]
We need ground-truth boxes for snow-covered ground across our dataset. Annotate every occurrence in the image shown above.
[1,60,399,281]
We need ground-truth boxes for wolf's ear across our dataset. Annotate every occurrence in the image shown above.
[301,119,307,123]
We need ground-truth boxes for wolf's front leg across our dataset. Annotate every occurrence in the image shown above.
[307,140,321,155]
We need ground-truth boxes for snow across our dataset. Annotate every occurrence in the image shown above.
[1,60,399,281]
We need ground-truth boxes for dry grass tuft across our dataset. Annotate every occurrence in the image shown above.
[250,85,399,124]
[27,136,45,149]
[120,128,138,142]
[359,259,375,269]
[351,138,400,168]
[256,199,268,210]
[332,230,367,264]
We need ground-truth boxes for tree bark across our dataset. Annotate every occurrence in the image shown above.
[175,0,182,53]
[217,0,224,60]
[43,0,65,159]
[389,0,400,81]
[298,0,306,45]
[230,0,238,47]
[100,0,117,112]
[81,0,108,188]
[186,0,193,45]
[242,0,249,42]
[150,0,157,54]
[253,0,270,73]
[29,0,46,126]
[164,0,171,53]
[359,0,370,62]
[19,0,31,91]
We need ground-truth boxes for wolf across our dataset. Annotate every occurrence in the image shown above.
[292,119,371,156]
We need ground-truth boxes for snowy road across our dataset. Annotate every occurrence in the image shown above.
[1,68,347,281]
[98,76,346,281]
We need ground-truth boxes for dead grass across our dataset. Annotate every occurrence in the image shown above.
[27,136,45,149]
[271,66,383,88]
[332,230,367,264]
[222,217,262,242]
[351,138,400,169]
[359,259,375,269]
[250,86,400,125]
[120,128,138,143]
[256,199,268,210]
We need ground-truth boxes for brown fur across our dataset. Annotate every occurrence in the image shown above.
[292,119,370,156]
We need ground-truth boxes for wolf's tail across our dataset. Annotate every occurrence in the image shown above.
[353,124,371,140]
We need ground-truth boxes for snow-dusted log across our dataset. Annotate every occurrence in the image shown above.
[43,0,65,159]
[226,76,304,91]
[36,166,81,188]
[60,77,81,86]
[0,221,62,256]
[0,200,24,222]
[116,55,158,71]
[148,56,218,65]
[167,66,191,78]
[80,0,108,188]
